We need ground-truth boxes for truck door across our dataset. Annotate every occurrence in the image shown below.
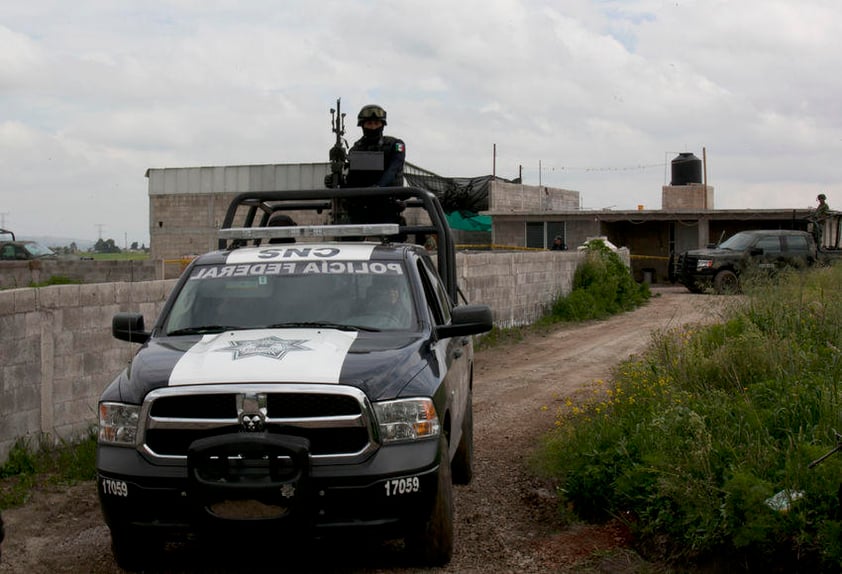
[417,257,469,459]
[782,234,813,267]
[754,235,783,270]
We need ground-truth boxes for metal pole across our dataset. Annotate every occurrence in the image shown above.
[702,147,708,209]
[493,144,496,178]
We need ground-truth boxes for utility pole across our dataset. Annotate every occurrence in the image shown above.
[95,224,105,240]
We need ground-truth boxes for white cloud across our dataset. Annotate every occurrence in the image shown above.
[2,0,841,243]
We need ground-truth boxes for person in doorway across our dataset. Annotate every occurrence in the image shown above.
[550,235,567,251]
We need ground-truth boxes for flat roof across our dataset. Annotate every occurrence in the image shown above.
[484,208,829,222]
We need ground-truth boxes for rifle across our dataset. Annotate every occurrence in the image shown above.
[329,98,347,189]
[808,430,842,469]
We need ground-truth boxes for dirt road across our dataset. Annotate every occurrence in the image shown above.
[0,286,726,573]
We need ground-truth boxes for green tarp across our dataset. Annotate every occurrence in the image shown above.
[446,211,492,232]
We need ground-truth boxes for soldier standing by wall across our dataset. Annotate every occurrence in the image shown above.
[812,193,830,247]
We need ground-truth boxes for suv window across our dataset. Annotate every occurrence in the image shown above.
[785,234,810,254]
[755,236,782,255]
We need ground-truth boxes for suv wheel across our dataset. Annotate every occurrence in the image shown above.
[714,270,739,294]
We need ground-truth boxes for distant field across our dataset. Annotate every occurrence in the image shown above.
[85,252,150,261]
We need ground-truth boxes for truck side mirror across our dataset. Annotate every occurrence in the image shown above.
[435,304,493,339]
[112,312,150,344]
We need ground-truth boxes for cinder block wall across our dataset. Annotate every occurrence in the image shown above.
[0,260,158,290]
[456,250,583,327]
[0,280,177,463]
[0,248,628,464]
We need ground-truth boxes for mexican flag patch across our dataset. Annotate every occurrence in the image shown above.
[395,142,405,153]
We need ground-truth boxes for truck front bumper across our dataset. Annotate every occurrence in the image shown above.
[97,433,441,538]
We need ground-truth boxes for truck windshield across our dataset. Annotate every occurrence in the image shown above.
[718,232,756,251]
[22,242,56,258]
[163,259,416,334]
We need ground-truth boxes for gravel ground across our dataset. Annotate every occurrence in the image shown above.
[0,285,727,573]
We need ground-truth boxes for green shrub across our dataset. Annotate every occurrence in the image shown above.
[480,241,650,347]
[534,265,842,571]
[545,239,650,323]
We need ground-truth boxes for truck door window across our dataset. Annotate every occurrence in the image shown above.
[756,236,782,255]
[785,235,810,254]
[417,258,452,325]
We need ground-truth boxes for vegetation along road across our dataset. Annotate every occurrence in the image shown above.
[0,285,727,573]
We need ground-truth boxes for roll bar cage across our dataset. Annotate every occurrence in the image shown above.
[218,187,458,301]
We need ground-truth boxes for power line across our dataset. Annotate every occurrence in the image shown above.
[521,162,667,174]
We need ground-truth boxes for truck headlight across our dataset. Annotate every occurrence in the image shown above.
[373,398,440,443]
[98,402,140,446]
[696,259,714,270]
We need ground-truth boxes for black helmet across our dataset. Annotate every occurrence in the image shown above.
[818,193,827,201]
[357,104,387,126]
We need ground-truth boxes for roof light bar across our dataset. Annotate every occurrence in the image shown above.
[218,223,400,241]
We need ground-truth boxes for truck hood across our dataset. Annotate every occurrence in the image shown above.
[683,247,735,258]
[115,328,429,404]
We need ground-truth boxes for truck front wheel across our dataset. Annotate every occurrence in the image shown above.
[451,388,474,485]
[406,435,454,566]
[109,524,163,571]
[714,270,739,294]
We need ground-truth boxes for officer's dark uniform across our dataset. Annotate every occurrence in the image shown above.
[341,104,406,225]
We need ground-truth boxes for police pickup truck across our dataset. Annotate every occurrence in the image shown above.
[676,229,840,294]
[96,187,492,569]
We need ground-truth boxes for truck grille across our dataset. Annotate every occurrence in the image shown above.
[138,384,378,466]
[676,252,697,277]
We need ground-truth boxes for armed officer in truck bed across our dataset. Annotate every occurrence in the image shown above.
[329,104,407,227]
[346,104,405,188]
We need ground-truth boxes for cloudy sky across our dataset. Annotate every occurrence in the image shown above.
[2,0,840,246]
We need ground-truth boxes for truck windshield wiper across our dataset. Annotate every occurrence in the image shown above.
[267,321,380,332]
[166,325,244,336]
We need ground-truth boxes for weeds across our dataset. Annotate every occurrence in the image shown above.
[534,266,842,570]
[0,430,97,509]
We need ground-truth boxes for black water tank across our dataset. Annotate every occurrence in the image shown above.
[670,152,702,185]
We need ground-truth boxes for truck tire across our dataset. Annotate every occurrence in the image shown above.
[109,524,162,571]
[714,270,739,294]
[406,435,454,566]
[451,388,474,485]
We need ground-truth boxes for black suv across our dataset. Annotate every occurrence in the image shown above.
[676,229,826,293]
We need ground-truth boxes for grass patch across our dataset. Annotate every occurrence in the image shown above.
[86,252,149,261]
[533,266,842,571]
[27,275,82,288]
[0,431,97,510]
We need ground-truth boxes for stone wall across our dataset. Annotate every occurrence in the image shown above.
[488,180,580,212]
[0,280,177,463]
[0,248,624,465]
[0,259,158,290]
